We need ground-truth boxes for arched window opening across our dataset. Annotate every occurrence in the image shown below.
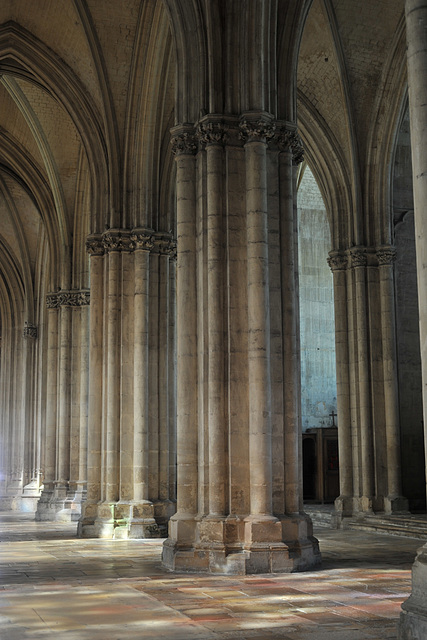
[298,163,338,504]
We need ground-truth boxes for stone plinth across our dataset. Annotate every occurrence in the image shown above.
[162,513,320,575]
[78,501,162,539]
[400,544,427,638]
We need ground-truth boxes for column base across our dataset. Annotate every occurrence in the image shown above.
[153,499,177,536]
[162,513,321,574]
[331,495,354,527]
[399,543,427,639]
[0,494,40,513]
[355,495,374,515]
[78,500,162,539]
[35,486,81,522]
[384,494,409,515]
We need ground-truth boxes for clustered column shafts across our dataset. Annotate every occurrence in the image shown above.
[277,125,301,517]
[78,228,177,538]
[377,247,406,510]
[169,127,198,524]
[327,251,353,515]
[163,115,320,574]
[350,248,374,510]
[199,120,228,518]
[328,245,408,521]
[57,305,71,492]
[36,289,90,522]
[77,303,89,500]
[158,242,170,504]
[105,246,121,504]
[86,247,103,507]
[241,114,274,519]
[43,306,59,495]
[0,318,42,509]
[132,232,152,504]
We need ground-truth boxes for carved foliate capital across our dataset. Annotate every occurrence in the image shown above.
[66,291,91,306]
[239,112,276,143]
[289,131,304,165]
[274,121,304,163]
[327,251,348,272]
[46,293,60,309]
[170,125,198,156]
[130,230,154,251]
[152,233,177,257]
[47,290,90,308]
[103,230,132,252]
[350,247,367,268]
[197,120,228,146]
[376,245,397,266]
[23,322,37,339]
[274,123,294,153]
[86,235,104,256]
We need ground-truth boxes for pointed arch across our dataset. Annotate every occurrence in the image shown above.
[364,14,408,247]
[0,21,109,233]
[0,130,60,291]
[124,0,175,230]
[161,0,207,124]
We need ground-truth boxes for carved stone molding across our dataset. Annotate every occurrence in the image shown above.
[376,245,397,266]
[197,120,228,147]
[350,248,368,268]
[87,229,176,258]
[152,233,177,257]
[103,229,132,252]
[86,235,104,256]
[274,123,294,153]
[327,251,348,272]
[170,125,198,156]
[47,290,90,309]
[23,322,37,339]
[289,130,305,165]
[130,229,154,252]
[239,111,276,143]
[274,121,305,164]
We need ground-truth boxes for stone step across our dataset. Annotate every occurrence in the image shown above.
[347,515,427,541]
[304,505,335,528]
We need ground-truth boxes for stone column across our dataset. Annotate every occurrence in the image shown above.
[377,246,408,513]
[240,112,282,552]
[163,117,320,574]
[77,301,89,504]
[56,304,71,499]
[130,230,158,536]
[35,301,59,520]
[105,242,120,507]
[159,235,176,526]
[79,238,104,536]
[163,126,199,567]
[328,251,353,519]
[168,251,177,504]
[399,1,427,636]
[350,248,374,512]
[80,228,170,539]
[22,324,37,484]
[199,120,227,523]
[278,131,299,517]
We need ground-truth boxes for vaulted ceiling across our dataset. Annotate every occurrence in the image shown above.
[0,0,410,336]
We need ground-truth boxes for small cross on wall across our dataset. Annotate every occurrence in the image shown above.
[329,410,337,427]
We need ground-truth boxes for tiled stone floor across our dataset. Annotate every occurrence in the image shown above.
[0,512,423,639]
